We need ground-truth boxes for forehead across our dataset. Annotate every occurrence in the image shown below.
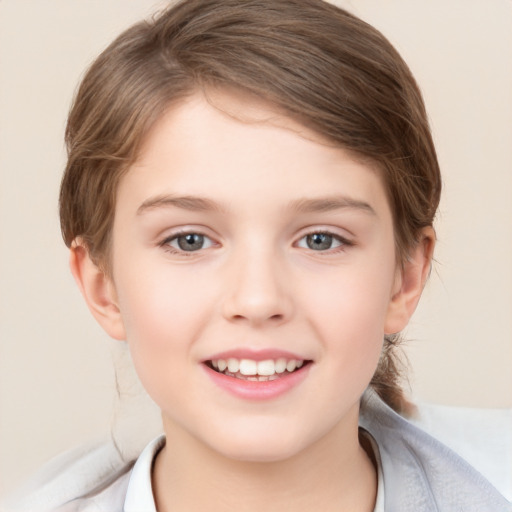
[117,91,390,219]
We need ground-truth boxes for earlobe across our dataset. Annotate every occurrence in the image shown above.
[384,227,435,335]
[69,242,126,341]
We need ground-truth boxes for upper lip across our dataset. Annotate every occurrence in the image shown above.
[203,348,310,362]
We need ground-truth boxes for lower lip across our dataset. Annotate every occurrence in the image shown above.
[203,364,311,400]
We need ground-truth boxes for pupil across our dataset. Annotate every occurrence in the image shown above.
[178,233,204,251]
[307,233,332,250]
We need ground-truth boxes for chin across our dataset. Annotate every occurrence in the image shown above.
[203,424,315,464]
[216,442,301,464]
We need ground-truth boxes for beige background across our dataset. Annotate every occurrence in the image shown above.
[1,0,511,497]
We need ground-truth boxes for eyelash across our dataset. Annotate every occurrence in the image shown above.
[159,229,353,256]
[295,231,353,254]
[159,230,216,256]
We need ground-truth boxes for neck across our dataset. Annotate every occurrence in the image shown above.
[152,412,377,512]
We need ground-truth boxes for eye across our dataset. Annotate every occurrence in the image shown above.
[164,232,214,252]
[297,232,347,251]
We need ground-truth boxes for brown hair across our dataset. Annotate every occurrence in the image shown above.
[60,0,441,413]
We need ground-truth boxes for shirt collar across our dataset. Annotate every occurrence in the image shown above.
[123,434,165,512]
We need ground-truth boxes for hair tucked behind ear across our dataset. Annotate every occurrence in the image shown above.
[370,335,416,416]
[60,0,441,414]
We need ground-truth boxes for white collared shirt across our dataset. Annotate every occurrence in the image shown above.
[123,435,163,512]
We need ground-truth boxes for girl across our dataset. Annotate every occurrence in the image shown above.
[5,0,511,510]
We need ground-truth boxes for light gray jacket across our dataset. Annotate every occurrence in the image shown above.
[359,390,511,511]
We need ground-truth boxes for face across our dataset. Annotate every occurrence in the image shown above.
[107,92,403,462]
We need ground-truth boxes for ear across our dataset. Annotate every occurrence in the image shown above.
[69,242,126,341]
[384,227,435,335]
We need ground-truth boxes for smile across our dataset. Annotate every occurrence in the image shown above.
[207,358,308,381]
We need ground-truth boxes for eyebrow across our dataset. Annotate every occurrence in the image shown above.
[137,195,226,215]
[136,194,376,216]
[289,196,376,215]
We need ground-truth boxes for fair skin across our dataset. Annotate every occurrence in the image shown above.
[71,92,434,512]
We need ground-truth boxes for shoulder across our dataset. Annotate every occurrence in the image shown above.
[1,441,134,512]
[360,389,512,512]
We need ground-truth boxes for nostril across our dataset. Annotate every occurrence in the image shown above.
[222,293,292,325]
[230,313,283,322]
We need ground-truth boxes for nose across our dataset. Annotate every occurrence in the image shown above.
[222,246,293,327]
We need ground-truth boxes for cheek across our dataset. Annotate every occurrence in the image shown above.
[113,263,213,385]
[116,257,207,333]
[305,258,394,330]
[299,259,394,375]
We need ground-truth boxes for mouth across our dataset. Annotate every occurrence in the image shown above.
[205,357,312,381]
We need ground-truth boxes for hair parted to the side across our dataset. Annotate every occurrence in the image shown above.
[59,0,441,414]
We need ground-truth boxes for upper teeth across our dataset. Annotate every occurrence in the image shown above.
[212,358,304,376]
